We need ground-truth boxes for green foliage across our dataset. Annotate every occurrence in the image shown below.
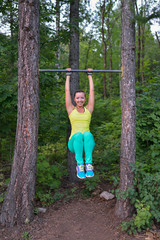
[35,190,54,206]
[22,232,31,240]
[120,164,160,234]
[34,208,39,215]
[84,175,100,193]
[121,219,137,235]
[37,156,61,190]
[92,98,121,179]
[35,142,68,205]
[0,0,159,226]
[115,186,137,203]
[0,192,5,203]
[0,172,9,203]
[120,78,160,234]
[80,176,100,198]
[134,167,160,221]
[0,5,18,172]
[122,200,153,234]
[53,192,64,202]
[134,201,152,231]
[0,173,5,187]
[136,82,160,173]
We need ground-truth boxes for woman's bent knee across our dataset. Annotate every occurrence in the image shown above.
[68,132,83,153]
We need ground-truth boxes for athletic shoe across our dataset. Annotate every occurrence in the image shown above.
[76,165,86,179]
[86,164,94,178]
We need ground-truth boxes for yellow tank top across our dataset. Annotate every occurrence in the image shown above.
[69,107,91,139]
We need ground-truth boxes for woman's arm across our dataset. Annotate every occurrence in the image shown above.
[86,68,94,114]
[65,68,74,115]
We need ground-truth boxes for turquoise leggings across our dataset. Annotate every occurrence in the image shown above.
[68,131,95,165]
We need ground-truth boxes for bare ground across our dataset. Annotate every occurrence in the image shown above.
[2,180,159,240]
[0,194,147,240]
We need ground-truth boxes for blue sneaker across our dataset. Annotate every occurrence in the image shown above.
[76,165,86,179]
[86,164,94,178]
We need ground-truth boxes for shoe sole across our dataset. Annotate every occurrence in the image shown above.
[86,174,94,178]
[76,166,86,179]
[77,174,86,179]
[76,171,86,179]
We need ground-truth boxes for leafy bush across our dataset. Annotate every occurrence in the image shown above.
[120,163,160,234]
[136,82,160,173]
[83,175,100,194]
[35,141,68,204]
[22,232,31,240]
[121,80,160,234]
[92,98,121,179]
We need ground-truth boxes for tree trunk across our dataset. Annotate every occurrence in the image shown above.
[9,1,15,73]
[115,0,136,219]
[109,42,113,99]
[155,32,160,48]
[141,24,145,84]
[68,0,79,182]
[137,24,141,82]
[135,1,141,82]
[101,0,107,98]
[141,0,147,84]
[56,0,60,62]
[0,0,40,226]
[107,10,112,99]
[85,33,93,69]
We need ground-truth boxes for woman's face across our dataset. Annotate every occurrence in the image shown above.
[74,92,86,107]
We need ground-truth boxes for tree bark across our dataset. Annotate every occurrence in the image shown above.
[141,0,147,84]
[109,42,113,99]
[155,32,160,48]
[137,23,141,82]
[56,0,60,61]
[135,0,147,84]
[106,7,112,99]
[85,33,93,69]
[9,0,15,73]
[0,0,40,226]
[141,23,145,84]
[135,1,141,82]
[68,0,79,182]
[101,0,107,98]
[115,0,136,219]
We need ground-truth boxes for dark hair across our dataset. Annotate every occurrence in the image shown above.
[74,90,86,98]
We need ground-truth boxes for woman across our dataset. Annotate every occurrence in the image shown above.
[65,68,95,179]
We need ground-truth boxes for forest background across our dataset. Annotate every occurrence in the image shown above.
[0,0,160,233]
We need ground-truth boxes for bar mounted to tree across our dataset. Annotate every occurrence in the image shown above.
[39,69,121,73]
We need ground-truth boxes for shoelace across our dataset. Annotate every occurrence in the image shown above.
[78,165,84,172]
[86,164,93,171]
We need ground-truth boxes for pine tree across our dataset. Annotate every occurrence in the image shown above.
[67,0,80,182]
[0,0,40,226]
[115,0,136,218]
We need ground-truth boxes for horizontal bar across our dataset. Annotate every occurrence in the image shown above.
[39,69,121,73]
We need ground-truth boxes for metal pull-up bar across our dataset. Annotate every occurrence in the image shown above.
[39,69,121,73]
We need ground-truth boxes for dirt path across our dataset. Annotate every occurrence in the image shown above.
[0,197,145,240]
